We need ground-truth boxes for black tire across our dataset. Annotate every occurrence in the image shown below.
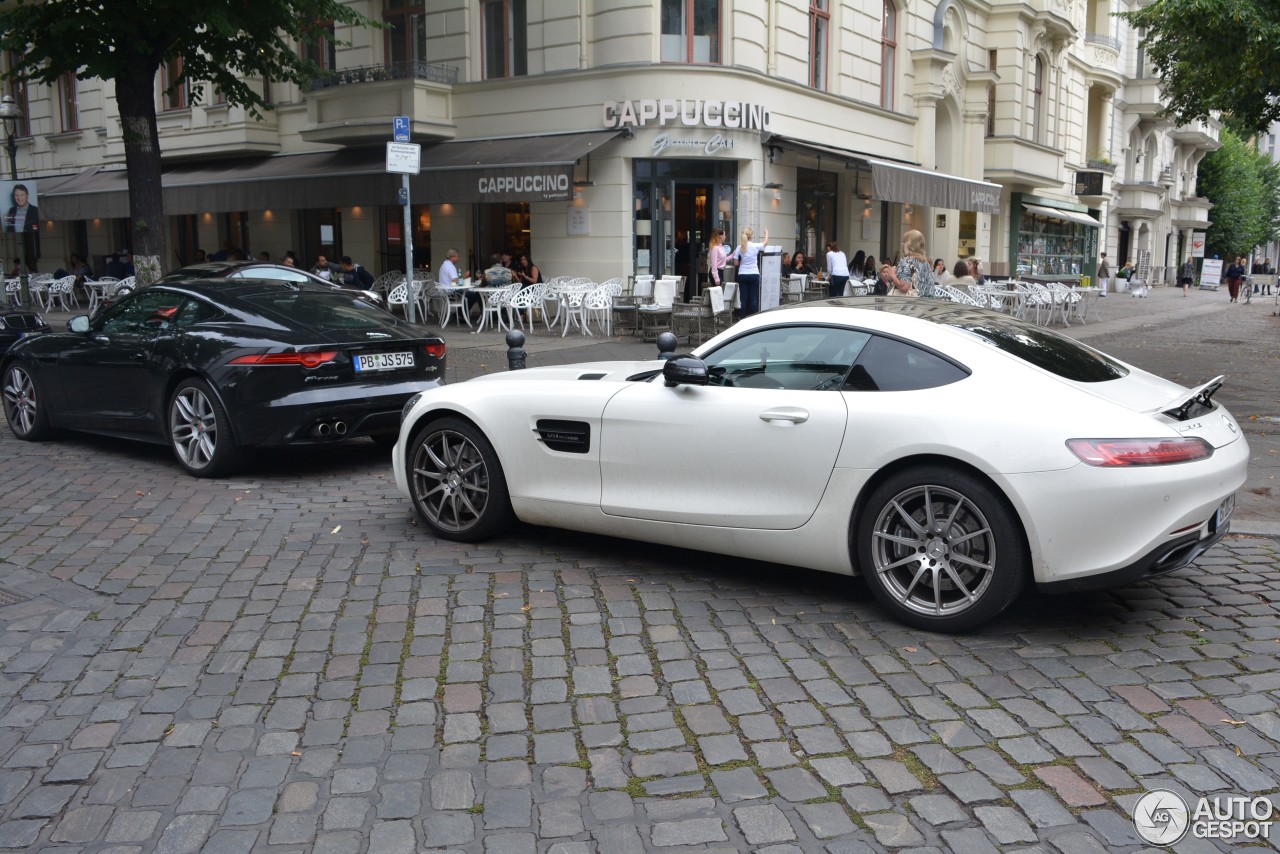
[2,362,52,441]
[168,378,241,478]
[856,466,1027,632]
[407,417,513,542]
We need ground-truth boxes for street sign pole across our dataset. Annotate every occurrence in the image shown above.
[403,174,415,323]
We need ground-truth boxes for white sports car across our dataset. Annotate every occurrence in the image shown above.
[393,299,1247,631]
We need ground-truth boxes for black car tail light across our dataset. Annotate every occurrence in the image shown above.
[228,351,338,368]
[1067,437,1213,466]
[425,342,446,359]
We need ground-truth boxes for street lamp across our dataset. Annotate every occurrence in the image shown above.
[0,94,27,303]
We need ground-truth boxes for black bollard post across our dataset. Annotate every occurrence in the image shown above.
[506,329,527,370]
[656,331,679,360]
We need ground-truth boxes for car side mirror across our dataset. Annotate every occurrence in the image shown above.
[663,355,709,388]
[68,315,91,334]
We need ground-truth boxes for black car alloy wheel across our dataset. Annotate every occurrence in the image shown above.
[168,378,241,478]
[408,417,513,542]
[858,466,1026,632]
[2,364,51,440]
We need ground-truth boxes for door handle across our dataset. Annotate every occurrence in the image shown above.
[759,407,809,424]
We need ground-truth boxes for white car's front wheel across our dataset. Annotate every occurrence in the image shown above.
[857,467,1027,632]
[408,417,514,542]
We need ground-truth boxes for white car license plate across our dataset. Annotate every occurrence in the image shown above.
[354,351,414,372]
[1215,494,1235,529]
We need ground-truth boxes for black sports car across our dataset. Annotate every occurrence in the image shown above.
[1,280,445,477]
[0,306,51,352]
[152,261,386,309]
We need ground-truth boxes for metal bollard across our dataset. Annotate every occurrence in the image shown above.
[505,329,527,370]
[656,331,679,360]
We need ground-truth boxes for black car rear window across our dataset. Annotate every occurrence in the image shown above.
[948,315,1128,382]
[239,292,393,332]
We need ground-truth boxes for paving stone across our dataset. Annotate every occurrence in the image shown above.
[797,802,857,838]
[766,767,828,802]
[1033,766,1106,807]
[910,793,969,826]
[711,767,769,802]
[975,806,1037,844]
[938,771,1004,804]
[650,817,727,847]
[863,759,924,793]
[862,812,925,848]
[734,804,797,845]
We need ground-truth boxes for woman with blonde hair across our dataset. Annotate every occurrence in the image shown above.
[728,225,768,316]
[896,229,939,297]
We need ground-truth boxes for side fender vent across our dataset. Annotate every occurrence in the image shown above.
[577,372,607,381]
[535,419,590,454]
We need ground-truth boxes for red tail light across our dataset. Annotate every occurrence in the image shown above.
[425,342,446,359]
[1067,437,1213,466]
[228,351,338,368]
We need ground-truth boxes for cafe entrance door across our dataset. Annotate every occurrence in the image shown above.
[634,161,736,298]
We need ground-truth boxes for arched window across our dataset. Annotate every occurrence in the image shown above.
[880,1,896,110]
[1031,55,1045,144]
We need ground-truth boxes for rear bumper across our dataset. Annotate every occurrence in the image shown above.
[231,378,443,446]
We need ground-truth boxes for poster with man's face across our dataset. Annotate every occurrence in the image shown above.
[0,179,38,233]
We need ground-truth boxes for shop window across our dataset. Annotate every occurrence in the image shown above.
[661,0,720,64]
[1017,210,1086,278]
[160,56,188,111]
[796,168,838,264]
[482,0,527,79]
[384,1,427,69]
[809,1,828,90]
[880,1,896,110]
[57,71,78,132]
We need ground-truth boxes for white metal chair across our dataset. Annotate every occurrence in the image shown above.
[558,282,596,337]
[386,282,412,318]
[476,282,520,333]
[506,283,544,331]
[47,276,80,312]
[783,274,806,304]
[584,284,617,336]
[439,283,473,328]
[372,270,405,297]
[933,284,985,307]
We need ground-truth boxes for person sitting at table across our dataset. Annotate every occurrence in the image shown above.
[934,258,953,286]
[780,252,792,275]
[949,260,976,288]
[863,254,878,281]
[484,252,513,287]
[514,253,542,287]
[791,252,813,277]
[338,256,375,289]
[312,255,333,280]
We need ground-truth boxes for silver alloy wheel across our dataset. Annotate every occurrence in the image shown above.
[170,385,218,470]
[3,366,38,434]
[869,484,997,618]
[411,428,490,533]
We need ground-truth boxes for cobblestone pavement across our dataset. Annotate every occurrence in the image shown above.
[0,289,1277,853]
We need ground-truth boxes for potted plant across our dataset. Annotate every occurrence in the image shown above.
[1086,152,1116,172]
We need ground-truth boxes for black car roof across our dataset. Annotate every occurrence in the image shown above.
[150,279,340,302]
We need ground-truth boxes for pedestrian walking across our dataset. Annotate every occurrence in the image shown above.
[1224,256,1245,302]
[1097,252,1110,297]
[1179,256,1195,297]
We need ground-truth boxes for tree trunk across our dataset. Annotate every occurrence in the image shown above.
[114,68,167,283]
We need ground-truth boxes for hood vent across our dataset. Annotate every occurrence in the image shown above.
[535,419,590,454]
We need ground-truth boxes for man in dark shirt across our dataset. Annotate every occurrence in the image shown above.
[338,256,374,289]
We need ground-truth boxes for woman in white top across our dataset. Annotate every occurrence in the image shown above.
[708,228,729,286]
[933,258,953,286]
[728,226,768,317]
[825,241,850,298]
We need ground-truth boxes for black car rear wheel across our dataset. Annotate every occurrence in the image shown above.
[857,466,1026,632]
[2,363,52,440]
[408,417,513,541]
[168,379,241,478]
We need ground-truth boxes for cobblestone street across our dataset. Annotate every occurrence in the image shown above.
[0,288,1278,852]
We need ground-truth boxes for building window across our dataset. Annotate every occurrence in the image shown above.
[160,56,188,111]
[986,50,997,137]
[302,21,337,72]
[56,71,78,132]
[5,53,30,136]
[482,0,527,79]
[1031,55,1045,144]
[809,1,829,90]
[384,1,426,69]
[1135,27,1146,77]
[661,0,719,64]
[880,1,896,110]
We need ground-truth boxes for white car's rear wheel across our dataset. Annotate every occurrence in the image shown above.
[858,467,1026,632]
[408,417,513,542]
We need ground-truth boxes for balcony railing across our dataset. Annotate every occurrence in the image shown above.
[1085,32,1122,51]
[306,61,458,92]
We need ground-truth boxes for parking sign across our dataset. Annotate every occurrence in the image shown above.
[393,115,410,142]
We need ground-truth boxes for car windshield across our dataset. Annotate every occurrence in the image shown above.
[947,314,1128,382]
[239,291,394,332]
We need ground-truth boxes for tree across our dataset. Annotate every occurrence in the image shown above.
[1197,130,1275,259]
[1123,0,1280,134]
[0,1,373,281]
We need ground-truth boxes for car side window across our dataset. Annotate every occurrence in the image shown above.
[174,298,219,327]
[845,335,969,391]
[702,325,871,391]
[97,291,184,336]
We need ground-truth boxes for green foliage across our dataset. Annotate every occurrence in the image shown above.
[0,0,373,117]
[1198,130,1278,258]
[1123,0,1280,133]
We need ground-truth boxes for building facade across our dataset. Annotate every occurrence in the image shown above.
[4,0,1218,288]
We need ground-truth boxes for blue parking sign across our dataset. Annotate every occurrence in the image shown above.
[393,115,410,142]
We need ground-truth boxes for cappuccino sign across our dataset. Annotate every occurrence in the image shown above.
[603,99,770,132]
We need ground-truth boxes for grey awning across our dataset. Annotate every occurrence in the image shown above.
[39,130,622,219]
[767,135,1004,215]
[1022,202,1102,229]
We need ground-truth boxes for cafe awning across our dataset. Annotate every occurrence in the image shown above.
[766,135,1004,215]
[39,130,622,220]
[1022,202,1102,229]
